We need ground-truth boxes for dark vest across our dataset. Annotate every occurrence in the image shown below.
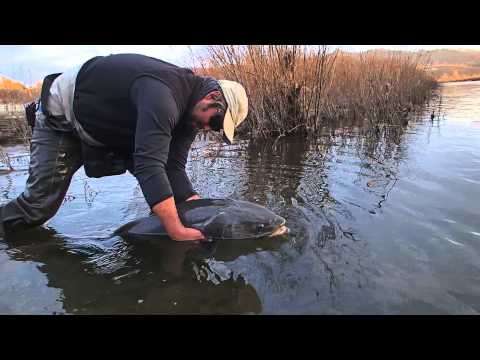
[73,53,203,150]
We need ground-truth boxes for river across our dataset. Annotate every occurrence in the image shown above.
[0,81,479,314]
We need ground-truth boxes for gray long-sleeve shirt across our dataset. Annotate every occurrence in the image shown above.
[129,76,198,207]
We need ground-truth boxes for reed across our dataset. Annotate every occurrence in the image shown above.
[193,46,437,140]
[0,145,14,171]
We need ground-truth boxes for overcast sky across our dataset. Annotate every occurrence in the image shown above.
[2,45,480,85]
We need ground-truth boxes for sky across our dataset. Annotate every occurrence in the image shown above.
[2,45,480,86]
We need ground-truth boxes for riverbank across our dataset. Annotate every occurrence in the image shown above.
[0,113,25,145]
[440,77,480,83]
[0,113,29,145]
[1,47,437,147]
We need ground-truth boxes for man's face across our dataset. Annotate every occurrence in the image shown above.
[190,91,225,131]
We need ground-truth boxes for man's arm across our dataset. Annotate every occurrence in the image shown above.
[166,126,200,203]
[130,76,204,241]
[152,197,203,240]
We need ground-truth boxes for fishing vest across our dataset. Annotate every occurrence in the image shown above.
[73,53,203,148]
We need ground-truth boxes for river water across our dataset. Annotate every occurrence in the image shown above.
[1,81,479,314]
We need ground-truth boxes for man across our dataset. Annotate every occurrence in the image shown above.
[0,53,248,241]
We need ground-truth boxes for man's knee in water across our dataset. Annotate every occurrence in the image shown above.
[1,197,59,234]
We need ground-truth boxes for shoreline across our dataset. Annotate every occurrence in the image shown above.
[438,77,480,84]
[0,113,28,145]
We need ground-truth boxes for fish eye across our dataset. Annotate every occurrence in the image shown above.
[256,224,265,233]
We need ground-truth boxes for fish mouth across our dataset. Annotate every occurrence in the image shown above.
[269,225,289,237]
[269,217,289,237]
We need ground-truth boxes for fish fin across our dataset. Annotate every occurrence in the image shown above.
[191,211,226,233]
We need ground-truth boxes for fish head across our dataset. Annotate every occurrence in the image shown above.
[203,201,287,240]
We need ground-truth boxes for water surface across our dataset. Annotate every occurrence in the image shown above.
[1,81,479,314]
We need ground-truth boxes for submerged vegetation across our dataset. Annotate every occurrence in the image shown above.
[0,146,14,171]
[194,45,437,140]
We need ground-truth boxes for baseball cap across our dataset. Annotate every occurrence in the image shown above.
[218,80,248,144]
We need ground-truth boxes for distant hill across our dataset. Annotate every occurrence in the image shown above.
[0,75,29,90]
[365,48,480,82]
[421,48,480,63]
[423,49,480,82]
[0,75,41,104]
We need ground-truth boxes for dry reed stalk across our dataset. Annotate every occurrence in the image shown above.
[0,146,14,171]
[194,45,437,141]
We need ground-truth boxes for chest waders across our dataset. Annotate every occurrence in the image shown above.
[0,73,131,238]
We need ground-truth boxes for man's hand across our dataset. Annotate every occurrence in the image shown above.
[152,196,205,241]
[173,227,205,241]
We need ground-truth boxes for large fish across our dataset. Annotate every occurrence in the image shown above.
[114,199,288,241]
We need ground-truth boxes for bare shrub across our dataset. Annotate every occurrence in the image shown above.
[194,45,437,140]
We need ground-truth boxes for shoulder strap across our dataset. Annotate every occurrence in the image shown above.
[40,73,62,116]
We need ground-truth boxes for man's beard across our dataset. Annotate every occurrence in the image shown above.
[190,103,209,130]
[190,113,205,130]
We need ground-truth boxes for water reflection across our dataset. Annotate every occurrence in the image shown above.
[4,227,268,314]
[0,114,425,314]
[244,138,309,206]
[1,110,418,314]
